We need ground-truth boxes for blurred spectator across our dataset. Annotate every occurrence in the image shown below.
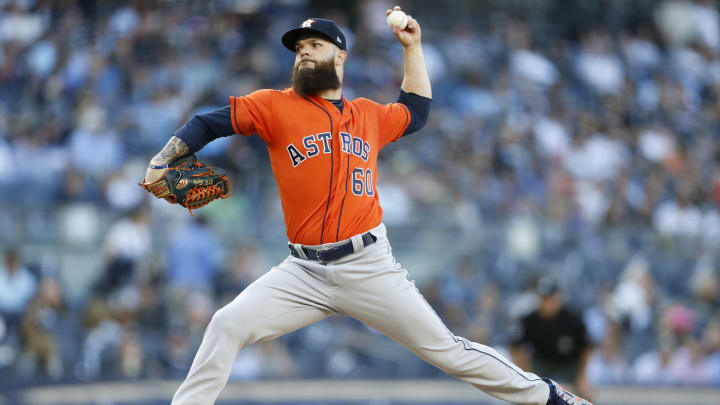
[95,207,152,295]
[17,278,64,379]
[166,216,224,293]
[68,103,124,178]
[586,323,628,385]
[12,130,68,203]
[632,305,712,385]
[533,112,570,160]
[77,298,122,380]
[215,243,266,305]
[583,284,614,344]
[576,30,625,95]
[690,256,720,313]
[621,28,661,79]
[655,0,719,50]
[103,161,150,211]
[631,336,677,384]
[610,255,657,334]
[703,320,720,384]
[0,248,37,333]
[161,290,215,377]
[661,305,712,384]
[653,188,704,239]
[0,4,46,46]
[508,21,558,90]
[230,340,298,380]
[510,277,593,398]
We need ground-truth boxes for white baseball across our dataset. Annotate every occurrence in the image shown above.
[386,10,408,30]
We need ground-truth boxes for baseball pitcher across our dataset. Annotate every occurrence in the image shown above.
[141,7,592,405]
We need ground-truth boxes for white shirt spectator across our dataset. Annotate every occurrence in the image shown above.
[632,349,673,384]
[0,264,36,315]
[27,40,58,79]
[575,181,609,226]
[0,136,14,184]
[692,0,720,50]
[653,199,703,238]
[638,127,676,163]
[611,256,654,332]
[533,116,570,159]
[511,49,558,88]
[108,6,141,38]
[0,9,45,46]
[105,216,151,263]
[655,1,696,47]
[656,0,719,50]
[566,134,628,181]
[576,49,624,95]
[586,347,627,385]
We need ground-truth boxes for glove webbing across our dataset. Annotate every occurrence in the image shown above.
[184,175,231,215]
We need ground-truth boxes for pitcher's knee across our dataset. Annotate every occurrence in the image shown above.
[207,307,246,342]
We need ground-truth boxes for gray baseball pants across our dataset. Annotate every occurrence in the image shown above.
[171,223,550,405]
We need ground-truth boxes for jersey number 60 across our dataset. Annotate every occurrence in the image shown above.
[351,167,374,196]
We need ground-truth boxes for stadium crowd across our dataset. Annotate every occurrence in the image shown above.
[0,0,719,389]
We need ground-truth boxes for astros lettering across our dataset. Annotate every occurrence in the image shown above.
[287,132,370,167]
[229,88,409,244]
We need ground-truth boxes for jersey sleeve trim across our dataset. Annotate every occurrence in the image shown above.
[229,96,242,135]
[401,103,410,136]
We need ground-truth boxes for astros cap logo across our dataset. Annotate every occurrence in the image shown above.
[282,18,347,51]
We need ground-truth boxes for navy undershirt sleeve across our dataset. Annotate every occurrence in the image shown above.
[397,90,431,136]
[174,105,234,153]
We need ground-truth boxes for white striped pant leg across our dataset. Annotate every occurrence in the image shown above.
[332,239,550,405]
[172,259,336,405]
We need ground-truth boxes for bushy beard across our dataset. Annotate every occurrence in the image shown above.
[292,56,341,96]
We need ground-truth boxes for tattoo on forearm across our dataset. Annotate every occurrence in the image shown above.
[151,136,189,165]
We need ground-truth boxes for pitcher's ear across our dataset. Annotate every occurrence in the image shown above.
[336,49,347,65]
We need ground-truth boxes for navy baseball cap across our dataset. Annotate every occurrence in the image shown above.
[282,18,347,52]
[537,277,560,297]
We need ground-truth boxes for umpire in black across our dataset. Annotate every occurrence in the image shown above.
[510,277,593,400]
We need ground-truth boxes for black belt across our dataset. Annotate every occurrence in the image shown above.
[289,232,377,262]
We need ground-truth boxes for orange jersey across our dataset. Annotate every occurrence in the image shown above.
[229,88,410,245]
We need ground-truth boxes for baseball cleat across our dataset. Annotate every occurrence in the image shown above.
[543,378,593,405]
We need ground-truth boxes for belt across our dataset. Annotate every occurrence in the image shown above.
[289,232,377,262]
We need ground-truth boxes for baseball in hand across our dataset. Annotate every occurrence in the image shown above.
[387,10,408,30]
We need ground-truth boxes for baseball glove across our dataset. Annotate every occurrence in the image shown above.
[140,154,231,214]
